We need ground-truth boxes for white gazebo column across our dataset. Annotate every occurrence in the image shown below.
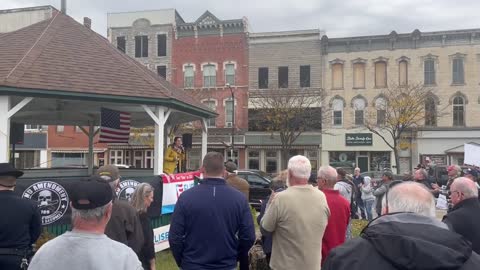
[142,105,170,175]
[201,118,208,160]
[0,96,33,163]
[0,96,10,163]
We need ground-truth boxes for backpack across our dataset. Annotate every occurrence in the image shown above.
[249,238,270,270]
[340,179,358,219]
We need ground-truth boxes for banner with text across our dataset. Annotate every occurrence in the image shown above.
[161,171,201,214]
[153,225,171,252]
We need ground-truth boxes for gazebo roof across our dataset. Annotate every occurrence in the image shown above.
[0,11,214,119]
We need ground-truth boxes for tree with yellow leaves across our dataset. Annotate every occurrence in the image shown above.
[365,83,443,174]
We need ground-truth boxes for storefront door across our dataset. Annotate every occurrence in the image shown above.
[358,156,368,172]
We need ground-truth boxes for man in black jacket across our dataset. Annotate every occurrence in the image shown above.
[0,163,41,270]
[443,177,480,254]
[324,181,480,270]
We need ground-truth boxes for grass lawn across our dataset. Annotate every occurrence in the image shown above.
[155,219,369,269]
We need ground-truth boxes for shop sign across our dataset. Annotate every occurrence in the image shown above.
[345,133,373,146]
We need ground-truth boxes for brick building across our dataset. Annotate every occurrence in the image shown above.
[107,10,248,169]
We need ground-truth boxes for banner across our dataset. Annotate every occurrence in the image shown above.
[15,175,162,226]
[161,171,201,214]
[153,225,170,252]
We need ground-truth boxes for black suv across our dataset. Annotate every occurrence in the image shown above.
[236,170,272,210]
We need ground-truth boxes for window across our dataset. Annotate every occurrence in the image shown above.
[248,151,260,170]
[134,151,143,168]
[25,125,41,131]
[353,98,366,126]
[375,61,387,88]
[225,64,235,85]
[266,151,278,174]
[375,97,387,126]
[307,150,318,173]
[145,150,153,169]
[202,100,216,127]
[125,151,131,166]
[332,99,344,126]
[353,63,365,89]
[278,67,288,88]
[425,97,437,126]
[258,67,269,89]
[157,34,167,57]
[300,65,311,88]
[226,150,239,165]
[399,60,408,86]
[56,125,64,133]
[116,36,126,53]
[203,64,216,87]
[51,153,86,167]
[452,58,465,84]
[134,35,148,58]
[110,150,123,165]
[225,99,234,126]
[155,65,167,79]
[424,59,436,85]
[332,63,343,89]
[184,65,194,88]
[453,96,465,126]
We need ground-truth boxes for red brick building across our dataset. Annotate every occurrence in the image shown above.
[47,126,108,167]
[171,11,249,168]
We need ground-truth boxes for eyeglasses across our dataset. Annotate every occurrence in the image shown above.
[384,180,404,214]
[448,190,463,197]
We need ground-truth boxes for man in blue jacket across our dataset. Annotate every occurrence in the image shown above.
[169,152,255,270]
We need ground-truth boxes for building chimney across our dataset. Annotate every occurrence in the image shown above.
[83,17,92,29]
[61,0,66,14]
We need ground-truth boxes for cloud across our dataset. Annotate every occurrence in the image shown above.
[1,0,479,38]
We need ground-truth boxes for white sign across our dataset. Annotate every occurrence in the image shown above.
[153,225,170,252]
[436,194,448,210]
[464,143,480,167]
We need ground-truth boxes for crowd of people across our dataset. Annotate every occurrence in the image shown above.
[2,152,480,270]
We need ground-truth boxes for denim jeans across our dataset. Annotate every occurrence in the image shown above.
[363,199,375,221]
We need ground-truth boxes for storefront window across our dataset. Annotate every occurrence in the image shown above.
[188,150,201,171]
[370,152,391,171]
[307,150,318,172]
[248,150,260,170]
[226,150,239,165]
[266,151,278,174]
[329,151,356,173]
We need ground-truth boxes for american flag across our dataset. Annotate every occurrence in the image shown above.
[99,108,131,143]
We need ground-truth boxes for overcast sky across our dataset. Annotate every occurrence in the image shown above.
[2,0,480,38]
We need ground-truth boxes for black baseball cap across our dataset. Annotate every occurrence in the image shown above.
[465,168,479,178]
[0,163,23,178]
[383,171,394,180]
[70,176,113,210]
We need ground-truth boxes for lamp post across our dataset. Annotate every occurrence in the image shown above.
[226,83,234,163]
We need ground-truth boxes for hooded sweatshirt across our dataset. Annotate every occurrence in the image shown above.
[360,176,375,201]
[334,180,353,203]
[324,212,480,270]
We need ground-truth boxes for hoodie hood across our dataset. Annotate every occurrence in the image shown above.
[363,212,472,270]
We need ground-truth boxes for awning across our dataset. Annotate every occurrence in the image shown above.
[247,145,320,150]
[50,149,106,153]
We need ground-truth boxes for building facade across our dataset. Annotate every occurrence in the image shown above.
[321,29,480,173]
[247,30,324,174]
[107,10,249,169]
[0,5,54,33]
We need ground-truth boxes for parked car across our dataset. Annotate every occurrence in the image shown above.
[236,170,272,210]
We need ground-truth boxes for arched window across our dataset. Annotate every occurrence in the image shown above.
[453,96,465,126]
[332,99,344,126]
[425,97,436,126]
[375,97,387,125]
[353,98,366,125]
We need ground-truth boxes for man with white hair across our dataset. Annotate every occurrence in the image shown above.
[324,181,480,270]
[29,177,142,270]
[317,166,350,266]
[261,155,330,270]
[443,177,480,254]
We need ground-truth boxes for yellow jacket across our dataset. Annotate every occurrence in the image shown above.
[163,146,185,174]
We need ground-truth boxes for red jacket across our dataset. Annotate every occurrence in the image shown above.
[321,189,350,265]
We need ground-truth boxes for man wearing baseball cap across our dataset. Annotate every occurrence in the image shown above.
[0,163,41,270]
[29,177,142,270]
[95,165,144,254]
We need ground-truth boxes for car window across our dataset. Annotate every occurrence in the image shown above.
[246,174,269,186]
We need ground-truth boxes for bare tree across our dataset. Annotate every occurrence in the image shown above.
[249,88,329,168]
[364,83,444,174]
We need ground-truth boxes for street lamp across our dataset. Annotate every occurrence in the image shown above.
[226,83,235,163]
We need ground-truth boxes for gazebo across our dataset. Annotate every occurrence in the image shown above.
[0,11,215,175]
